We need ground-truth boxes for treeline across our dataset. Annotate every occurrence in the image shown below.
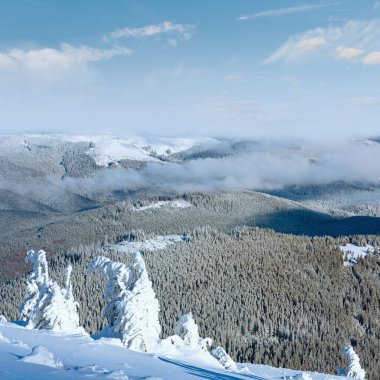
[0,226,379,378]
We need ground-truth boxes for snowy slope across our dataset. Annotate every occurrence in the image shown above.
[61,134,220,166]
[0,321,350,380]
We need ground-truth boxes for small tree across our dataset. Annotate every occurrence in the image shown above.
[88,252,161,352]
[20,250,81,332]
[340,345,366,379]
[174,313,212,351]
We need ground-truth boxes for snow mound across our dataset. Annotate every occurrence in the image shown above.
[0,314,7,322]
[211,346,237,371]
[132,199,193,211]
[0,331,11,343]
[20,345,64,368]
[104,369,130,379]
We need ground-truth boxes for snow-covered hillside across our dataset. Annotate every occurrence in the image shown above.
[0,321,351,380]
[62,134,220,166]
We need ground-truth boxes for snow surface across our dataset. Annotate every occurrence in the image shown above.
[339,244,374,266]
[20,345,64,369]
[0,321,351,380]
[132,199,193,211]
[211,346,237,371]
[110,234,186,254]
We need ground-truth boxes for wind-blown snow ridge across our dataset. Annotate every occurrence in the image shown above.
[0,321,351,380]
[132,199,193,211]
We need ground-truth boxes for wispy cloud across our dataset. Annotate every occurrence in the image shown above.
[236,3,339,21]
[264,19,380,65]
[335,46,365,61]
[264,36,327,64]
[374,2,380,10]
[362,51,380,64]
[0,43,131,77]
[104,21,194,43]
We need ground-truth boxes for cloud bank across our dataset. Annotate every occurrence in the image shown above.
[7,140,380,205]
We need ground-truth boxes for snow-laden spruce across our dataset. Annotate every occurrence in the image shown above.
[340,345,366,379]
[88,253,161,352]
[173,313,212,351]
[19,250,81,332]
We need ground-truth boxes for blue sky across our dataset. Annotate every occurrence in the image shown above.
[0,0,380,139]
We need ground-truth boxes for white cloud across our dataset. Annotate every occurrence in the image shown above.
[237,3,340,21]
[0,43,131,76]
[335,46,365,61]
[374,2,380,10]
[105,21,194,42]
[296,36,328,52]
[265,36,327,63]
[362,51,380,64]
[264,19,380,64]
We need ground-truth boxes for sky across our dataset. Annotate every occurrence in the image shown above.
[0,0,380,139]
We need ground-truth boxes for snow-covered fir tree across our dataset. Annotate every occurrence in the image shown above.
[174,313,212,351]
[88,252,161,352]
[19,250,81,332]
[341,345,366,379]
